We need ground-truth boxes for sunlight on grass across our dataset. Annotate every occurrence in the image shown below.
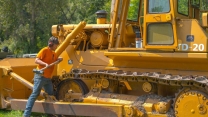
[0,110,48,117]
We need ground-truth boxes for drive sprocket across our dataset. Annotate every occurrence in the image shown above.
[174,90,208,117]
[56,79,89,101]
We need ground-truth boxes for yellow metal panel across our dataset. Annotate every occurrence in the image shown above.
[143,103,153,112]
[0,58,36,67]
[104,51,208,73]
[176,19,208,52]
[145,14,171,22]
[57,48,110,75]
[104,52,208,59]
[145,114,168,117]
[57,49,72,76]
[0,58,36,100]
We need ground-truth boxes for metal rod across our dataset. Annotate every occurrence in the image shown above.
[108,0,120,49]
[55,21,86,56]
[9,72,45,96]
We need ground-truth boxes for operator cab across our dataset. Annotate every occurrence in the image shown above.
[108,0,208,52]
[109,0,178,50]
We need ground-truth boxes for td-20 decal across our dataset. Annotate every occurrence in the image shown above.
[178,44,205,51]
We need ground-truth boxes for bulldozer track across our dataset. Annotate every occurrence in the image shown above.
[61,69,208,92]
[53,69,208,117]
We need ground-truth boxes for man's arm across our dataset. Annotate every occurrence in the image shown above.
[35,58,48,67]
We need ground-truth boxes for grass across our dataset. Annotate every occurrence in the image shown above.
[0,110,48,117]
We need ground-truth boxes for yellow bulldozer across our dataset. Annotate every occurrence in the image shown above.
[1,0,208,117]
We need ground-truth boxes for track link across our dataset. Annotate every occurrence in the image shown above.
[55,69,208,117]
[61,69,208,92]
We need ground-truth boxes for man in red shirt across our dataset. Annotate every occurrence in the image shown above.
[23,36,63,117]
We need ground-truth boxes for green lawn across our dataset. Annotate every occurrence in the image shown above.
[0,110,48,117]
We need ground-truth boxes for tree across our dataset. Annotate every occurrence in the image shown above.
[0,0,111,56]
[0,0,64,55]
[128,0,140,21]
[56,0,111,24]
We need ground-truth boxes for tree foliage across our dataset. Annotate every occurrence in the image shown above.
[1,0,206,56]
[0,0,110,56]
[128,0,140,21]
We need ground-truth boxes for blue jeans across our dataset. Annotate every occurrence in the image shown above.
[23,74,53,117]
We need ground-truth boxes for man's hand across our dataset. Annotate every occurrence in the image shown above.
[57,57,63,63]
[45,63,49,68]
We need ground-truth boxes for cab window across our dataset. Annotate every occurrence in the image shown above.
[127,0,140,21]
[148,0,170,13]
[178,0,189,16]
[147,23,174,45]
[190,0,200,8]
